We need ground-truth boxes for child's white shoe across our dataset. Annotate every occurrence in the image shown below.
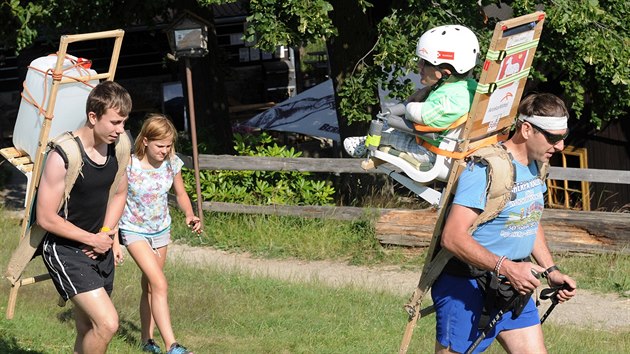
[344,136,367,157]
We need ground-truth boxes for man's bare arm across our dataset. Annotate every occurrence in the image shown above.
[441,204,544,294]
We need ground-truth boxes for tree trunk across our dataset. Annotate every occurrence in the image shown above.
[176,1,234,154]
[326,0,381,155]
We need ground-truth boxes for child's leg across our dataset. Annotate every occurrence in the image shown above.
[381,130,436,164]
[127,241,177,349]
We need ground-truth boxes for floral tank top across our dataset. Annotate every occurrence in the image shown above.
[119,154,184,237]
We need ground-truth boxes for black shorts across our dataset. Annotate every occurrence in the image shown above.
[42,235,115,301]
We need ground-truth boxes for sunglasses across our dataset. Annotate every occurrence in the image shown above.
[528,122,569,144]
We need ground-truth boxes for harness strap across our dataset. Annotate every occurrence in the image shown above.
[412,113,468,133]
[419,134,505,159]
[476,68,531,94]
[467,144,516,234]
[485,39,539,61]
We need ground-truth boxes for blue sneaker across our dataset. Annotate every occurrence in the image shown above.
[166,343,192,354]
[142,339,162,353]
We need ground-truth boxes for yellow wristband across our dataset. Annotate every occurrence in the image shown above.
[100,226,111,232]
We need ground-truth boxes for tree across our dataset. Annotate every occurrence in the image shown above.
[204,0,628,130]
[4,0,628,132]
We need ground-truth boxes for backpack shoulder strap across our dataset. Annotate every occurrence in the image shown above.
[48,132,84,218]
[467,143,515,234]
[47,131,132,218]
[536,160,549,182]
[109,131,131,200]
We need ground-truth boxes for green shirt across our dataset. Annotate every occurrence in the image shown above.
[406,78,477,146]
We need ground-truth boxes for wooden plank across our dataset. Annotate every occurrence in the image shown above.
[0,147,27,159]
[181,154,372,174]
[547,167,630,184]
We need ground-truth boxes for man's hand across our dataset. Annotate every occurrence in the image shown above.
[547,271,577,303]
[501,260,545,294]
[82,229,115,259]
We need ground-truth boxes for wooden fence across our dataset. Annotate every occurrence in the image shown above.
[181,154,630,184]
[179,154,630,254]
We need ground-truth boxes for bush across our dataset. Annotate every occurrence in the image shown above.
[182,132,335,206]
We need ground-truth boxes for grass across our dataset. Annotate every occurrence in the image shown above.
[1,208,629,353]
[170,209,426,269]
[171,209,630,296]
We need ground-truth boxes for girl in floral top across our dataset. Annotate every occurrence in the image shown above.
[119,114,200,354]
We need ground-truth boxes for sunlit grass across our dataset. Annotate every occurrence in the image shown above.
[1,208,628,353]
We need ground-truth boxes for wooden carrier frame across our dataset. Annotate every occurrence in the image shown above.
[1,29,125,319]
[359,12,547,353]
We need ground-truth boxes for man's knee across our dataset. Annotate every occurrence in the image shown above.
[96,314,119,339]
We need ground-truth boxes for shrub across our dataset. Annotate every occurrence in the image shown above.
[182,132,335,206]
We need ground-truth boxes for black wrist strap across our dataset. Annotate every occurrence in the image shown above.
[542,265,560,278]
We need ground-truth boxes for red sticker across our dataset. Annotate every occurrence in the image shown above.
[437,51,455,60]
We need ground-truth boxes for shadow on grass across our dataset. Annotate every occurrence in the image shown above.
[118,317,143,347]
[0,337,46,353]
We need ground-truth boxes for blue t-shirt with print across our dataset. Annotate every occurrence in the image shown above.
[452,158,546,260]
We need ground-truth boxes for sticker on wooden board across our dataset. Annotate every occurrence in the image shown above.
[482,83,519,131]
[506,30,535,49]
[481,49,529,131]
[496,51,528,82]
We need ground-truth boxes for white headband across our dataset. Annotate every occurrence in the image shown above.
[518,114,568,130]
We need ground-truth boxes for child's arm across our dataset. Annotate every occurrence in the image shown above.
[172,171,202,233]
[405,102,425,124]
[405,86,432,124]
[407,86,431,103]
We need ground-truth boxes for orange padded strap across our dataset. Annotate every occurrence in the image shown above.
[421,133,506,159]
[413,113,468,133]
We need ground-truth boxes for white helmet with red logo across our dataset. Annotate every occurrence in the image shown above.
[416,25,480,74]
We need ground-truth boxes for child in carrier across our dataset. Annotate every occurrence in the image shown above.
[344,24,480,171]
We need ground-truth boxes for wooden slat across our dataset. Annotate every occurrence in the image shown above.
[0,147,27,159]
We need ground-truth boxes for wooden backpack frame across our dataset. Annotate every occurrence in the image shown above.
[360,12,546,353]
[1,29,125,319]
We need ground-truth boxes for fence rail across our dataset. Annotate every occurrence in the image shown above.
[180,154,630,184]
[174,154,630,254]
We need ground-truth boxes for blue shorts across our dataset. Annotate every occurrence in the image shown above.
[431,272,540,353]
[120,230,171,249]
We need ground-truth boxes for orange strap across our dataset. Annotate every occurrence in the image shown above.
[20,53,95,121]
[412,113,469,133]
[421,133,508,159]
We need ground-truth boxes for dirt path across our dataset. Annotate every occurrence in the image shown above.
[169,243,630,331]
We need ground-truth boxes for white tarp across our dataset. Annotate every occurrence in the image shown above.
[244,79,340,142]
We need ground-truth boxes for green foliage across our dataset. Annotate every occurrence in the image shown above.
[181,132,335,206]
[3,0,626,127]
[238,0,627,128]
[242,0,337,53]
[0,0,48,51]
[524,0,629,128]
